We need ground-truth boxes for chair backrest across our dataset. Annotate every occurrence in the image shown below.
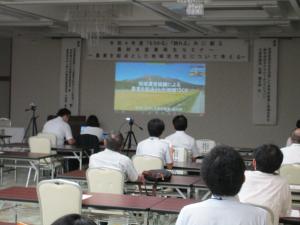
[132,155,164,174]
[280,164,300,185]
[196,139,216,156]
[29,136,51,154]
[37,179,82,225]
[76,134,100,150]
[37,132,57,147]
[86,168,124,194]
[0,118,11,127]
[173,147,188,162]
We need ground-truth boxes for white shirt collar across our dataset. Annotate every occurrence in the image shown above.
[149,136,159,140]
[175,131,186,134]
[211,195,240,202]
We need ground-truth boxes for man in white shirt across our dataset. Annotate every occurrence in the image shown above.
[176,145,272,225]
[89,131,139,182]
[42,108,75,146]
[281,128,300,164]
[239,144,291,225]
[136,118,173,169]
[165,115,199,162]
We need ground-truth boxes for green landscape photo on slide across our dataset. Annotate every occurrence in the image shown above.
[114,62,206,114]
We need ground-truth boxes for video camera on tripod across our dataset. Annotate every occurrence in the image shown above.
[23,102,38,142]
[123,117,143,150]
[25,103,37,112]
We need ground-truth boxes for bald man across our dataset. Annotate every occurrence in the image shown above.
[281,128,300,165]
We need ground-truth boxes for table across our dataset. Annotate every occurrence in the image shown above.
[52,145,90,170]
[150,198,197,214]
[149,198,196,225]
[280,216,300,225]
[57,169,202,199]
[0,186,165,225]
[0,144,87,170]
[0,151,57,185]
[193,177,210,200]
[1,187,299,225]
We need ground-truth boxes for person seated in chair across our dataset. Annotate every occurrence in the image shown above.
[175,145,272,225]
[238,144,291,225]
[165,115,199,162]
[89,131,141,182]
[42,108,75,146]
[80,115,104,142]
[52,214,96,225]
[286,120,300,146]
[136,118,173,169]
[281,128,300,165]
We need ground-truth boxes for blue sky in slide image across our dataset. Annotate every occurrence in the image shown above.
[115,62,206,85]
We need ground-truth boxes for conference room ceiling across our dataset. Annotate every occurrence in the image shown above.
[0,0,300,38]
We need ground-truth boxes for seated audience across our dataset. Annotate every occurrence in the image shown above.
[42,108,75,146]
[136,118,173,169]
[238,144,291,225]
[175,145,272,225]
[52,214,96,225]
[80,115,103,142]
[165,115,199,162]
[286,120,300,146]
[89,131,140,182]
[281,128,300,165]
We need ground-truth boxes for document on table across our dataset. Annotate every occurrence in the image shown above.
[82,194,92,200]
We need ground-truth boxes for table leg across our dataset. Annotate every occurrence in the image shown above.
[0,159,3,185]
[79,152,82,170]
[175,188,187,199]
[29,161,39,185]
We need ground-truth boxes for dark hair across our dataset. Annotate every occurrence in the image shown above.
[254,144,283,173]
[291,128,300,144]
[173,115,187,131]
[86,115,100,127]
[51,214,96,225]
[201,145,246,196]
[296,120,300,128]
[105,131,124,151]
[57,108,71,117]
[147,118,165,137]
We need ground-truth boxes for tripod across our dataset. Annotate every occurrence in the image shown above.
[123,119,138,150]
[23,107,38,142]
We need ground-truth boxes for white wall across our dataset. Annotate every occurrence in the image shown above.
[10,37,300,147]
[11,36,61,129]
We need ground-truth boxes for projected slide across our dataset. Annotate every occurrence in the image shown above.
[114,62,206,114]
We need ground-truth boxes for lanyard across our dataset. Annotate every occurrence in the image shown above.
[211,195,223,200]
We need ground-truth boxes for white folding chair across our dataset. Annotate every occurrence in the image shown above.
[86,168,131,222]
[26,136,61,187]
[280,164,300,185]
[196,139,216,157]
[37,179,82,225]
[37,132,57,147]
[132,155,164,174]
[280,163,300,205]
[86,167,124,194]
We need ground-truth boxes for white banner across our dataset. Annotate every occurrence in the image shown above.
[59,38,81,114]
[87,38,249,62]
[253,39,278,125]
